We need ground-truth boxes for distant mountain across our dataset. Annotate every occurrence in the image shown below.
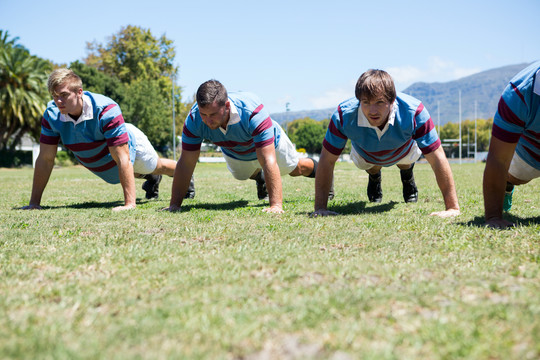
[270,62,533,125]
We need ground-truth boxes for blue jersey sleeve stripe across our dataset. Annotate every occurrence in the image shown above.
[249,104,264,121]
[328,120,347,140]
[413,117,435,140]
[523,146,540,163]
[251,116,272,137]
[103,114,125,132]
[510,83,527,105]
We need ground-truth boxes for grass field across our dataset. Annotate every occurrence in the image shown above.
[1,162,539,359]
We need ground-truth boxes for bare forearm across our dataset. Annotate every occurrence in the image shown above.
[118,162,136,207]
[264,163,283,208]
[314,161,334,211]
[483,160,507,220]
[169,153,198,208]
[29,157,55,206]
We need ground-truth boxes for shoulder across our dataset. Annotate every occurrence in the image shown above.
[229,92,264,113]
[85,91,119,111]
[332,97,358,122]
[44,100,60,120]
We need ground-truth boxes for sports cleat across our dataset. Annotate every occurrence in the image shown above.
[400,164,418,203]
[367,172,382,203]
[184,175,196,199]
[402,178,418,203]
[254,171,268,200]
[503,188,513,212]
[142,174,162,200]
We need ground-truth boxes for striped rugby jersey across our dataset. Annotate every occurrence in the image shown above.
[181,92,282,161]
[40,92,136,184]
[492,61,540,169]
[323,92,440,166]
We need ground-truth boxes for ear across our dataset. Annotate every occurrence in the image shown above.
[76,88,83,97]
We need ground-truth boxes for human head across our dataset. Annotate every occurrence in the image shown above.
[196,80,230,130]
[355,69,396,104]
[47,68,83,97]
[196,79,228,107]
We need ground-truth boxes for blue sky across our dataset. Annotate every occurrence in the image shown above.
[1,0,539,114]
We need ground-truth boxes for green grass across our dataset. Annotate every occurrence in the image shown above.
[1,162,539,359]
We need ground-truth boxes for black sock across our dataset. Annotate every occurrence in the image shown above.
[505,182,514,192]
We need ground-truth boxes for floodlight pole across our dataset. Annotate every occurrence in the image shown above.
[459,90,462,164]
[474,100,477,163]
[172,73,176,162]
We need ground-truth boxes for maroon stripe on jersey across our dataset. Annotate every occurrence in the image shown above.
[41,117,52,130]
[103,114,125,132]
[183,125,198,138]
[338,106,344,127]
[98,104,117,120]
[523,145,540,163]
[182,142,202,151]
[65,140,107,152]
[328,120,347,140]
[522,133,540,150]
[214,139,254,148]
[372,150,410,166]
[524,129,540,141]
[491,123,521,143]
[497,97,525,127]
[40,134,60,145]
[419,139,441,154]
[107,133,129,147]
[251,116,272,136]
[254,138,274,148]
[75,146,110,163]
[511,83,526,105]
[413,117,435,139]
[323,139,344,156]
[80,159,117,172]
[249,104,264,120]
[366,138,413,157]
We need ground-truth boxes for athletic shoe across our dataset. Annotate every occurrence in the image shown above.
[503,188,513,212]
[367,172,382,203]
[402,178,418,203]
[184,175,196,199]
[400,164,418,203]
[142,174,162,200]
[254,171,268,200]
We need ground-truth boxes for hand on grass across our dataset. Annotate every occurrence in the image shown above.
[162,204,182,212]
[112,204,136,212]
[263,205,284,214]
[429,209,460,218]
[310,209,339,217]
[21,204,42,210]
[485,218,515,229]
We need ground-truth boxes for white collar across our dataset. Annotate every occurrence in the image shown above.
[219,100,240,134]
[357,101,397,139]
[59,94,93,124]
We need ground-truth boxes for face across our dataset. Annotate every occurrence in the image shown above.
[360,96,393,127]
[199,101,230,130]
[53,83,83,117]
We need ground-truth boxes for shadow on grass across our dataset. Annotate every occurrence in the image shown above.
[302,200,398,216]
[175,200,250,211]
[458,215,540,228]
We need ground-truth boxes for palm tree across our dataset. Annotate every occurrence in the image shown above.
[0,30,51,151]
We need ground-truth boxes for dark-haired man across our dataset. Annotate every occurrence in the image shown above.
[313,69,459,217]
[166,80,325,214]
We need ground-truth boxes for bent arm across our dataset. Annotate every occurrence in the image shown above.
[168,149,200,211]
[109,143,136,210]
[424,145,460,216]
[256,144,283,213]
[25,143,58,209]
[313,147,339,216]
[483,137,517,227]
